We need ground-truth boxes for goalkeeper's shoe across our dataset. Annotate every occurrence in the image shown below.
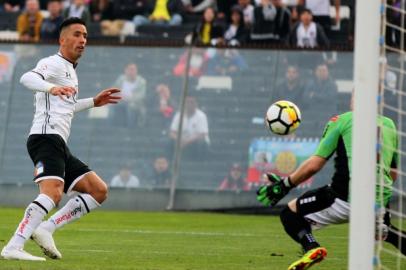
[31,226,62,259]
[1,245,46,261]
[287,247,327,270]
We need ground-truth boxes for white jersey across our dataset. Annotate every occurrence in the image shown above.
[20,53,94,143]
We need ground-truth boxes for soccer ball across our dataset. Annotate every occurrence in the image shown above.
[265,100,301,135]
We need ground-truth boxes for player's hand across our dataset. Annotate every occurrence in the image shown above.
[50,86,76,98]
[93,88,121,107]
[256,173,292,207]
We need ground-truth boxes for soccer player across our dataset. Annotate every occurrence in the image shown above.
[257,109,398,270]
[1,17,121,261]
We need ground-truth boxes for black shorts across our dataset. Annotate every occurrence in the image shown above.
[295,185,340,216]
[27,134,91,193]
[296,185,350,228]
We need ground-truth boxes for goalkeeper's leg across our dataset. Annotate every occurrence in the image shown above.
[383,206,406,255]
[280,186,346,270]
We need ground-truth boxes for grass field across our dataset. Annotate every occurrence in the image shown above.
[0,207,404,270]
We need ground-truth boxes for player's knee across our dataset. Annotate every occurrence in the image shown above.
[45,189,63,205]
[39,180,64,204]
[92,181,108,204]
[288,199,297,213]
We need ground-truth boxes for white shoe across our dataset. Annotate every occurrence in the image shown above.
[1,246,46,261]
[31,227,62,259]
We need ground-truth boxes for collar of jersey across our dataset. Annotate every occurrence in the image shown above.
[57,52,78,69]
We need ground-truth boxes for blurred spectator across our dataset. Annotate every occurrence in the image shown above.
[63,0,91,26]
[250,0,291,44]
[17,0,43,42]
[169,96,210,159]
[218,163,249,191]
[110,164,140,188]
[89,0,115,22]
[113,0,148,20]
[196,7,224,45]
[132,0,184,31]
[216,0,238,22]
[237,0,254,27]
[173,48,208,77]
[273,65,306,109]
[223,6,249,46]
[297,0,340,37]
[156,83,174,119]
[305,63,338,112]
[206,48,248,75]
[3,0,25,12]
[288,8,329,48]
[182,0,215,14]
[112,63,147,128]
[151,156,171,187]
[40,0,64,40]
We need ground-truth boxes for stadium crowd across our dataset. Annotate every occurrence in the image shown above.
[0,0,358,47]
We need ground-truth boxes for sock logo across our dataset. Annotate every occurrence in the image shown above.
[18,207,33,235]
[54,206,82,225]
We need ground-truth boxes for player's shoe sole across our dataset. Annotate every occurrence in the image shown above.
[1,246,46,261]
[31,227,62,259]
[287,247,327,270]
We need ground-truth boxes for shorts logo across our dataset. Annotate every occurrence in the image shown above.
[300,196,316,205]
[34,161,44,176]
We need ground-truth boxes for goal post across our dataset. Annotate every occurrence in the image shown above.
[349,0,381,269]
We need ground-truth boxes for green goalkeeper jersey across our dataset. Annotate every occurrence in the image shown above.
[314,111,398,205]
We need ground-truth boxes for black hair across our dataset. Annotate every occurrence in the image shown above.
[300,8,313,15]
[59,17,86,34]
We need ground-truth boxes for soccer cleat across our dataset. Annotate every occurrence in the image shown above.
[31,227,62,259]
[287,247,327,270]
[1,246,46,261]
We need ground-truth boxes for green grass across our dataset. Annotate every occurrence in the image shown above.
[0,207,404,270]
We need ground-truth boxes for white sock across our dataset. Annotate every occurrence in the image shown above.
[40,194,100,233]
[7,194,55,249]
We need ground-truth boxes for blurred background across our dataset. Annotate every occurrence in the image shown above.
[0,0,390,211]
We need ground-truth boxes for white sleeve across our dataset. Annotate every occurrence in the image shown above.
[20,58,57,93]
[74,98,94,113]
[170,112,180,132]
[197,112,209,134]
[20,71,56,93]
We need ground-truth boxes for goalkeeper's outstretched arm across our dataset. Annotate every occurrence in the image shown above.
[257,155,327,207]
[289,156,327,186]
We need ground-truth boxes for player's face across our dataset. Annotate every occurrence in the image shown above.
[301,12,312,25]
[286,67,298,81]
[204,8,215,23]
[125,64,138,80]
[60,24,87,62]
[231,11,241,24]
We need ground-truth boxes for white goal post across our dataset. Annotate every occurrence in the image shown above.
[349,0,381,269]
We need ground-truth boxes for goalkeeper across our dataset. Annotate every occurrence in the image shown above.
[257,110,399,270]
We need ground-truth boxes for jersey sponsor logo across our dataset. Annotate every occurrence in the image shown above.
[299,196,316,205]
[34,161,44,176]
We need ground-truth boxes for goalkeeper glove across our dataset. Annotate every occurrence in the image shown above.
[256,173,293,207]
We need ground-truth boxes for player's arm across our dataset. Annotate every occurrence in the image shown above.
[289,156,327,186]
[74,88,121,113]
[20,59,76,97]
[257,116,341,207]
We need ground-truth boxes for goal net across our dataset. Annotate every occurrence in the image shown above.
[351,1,406,269]
[375,1,406,269]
